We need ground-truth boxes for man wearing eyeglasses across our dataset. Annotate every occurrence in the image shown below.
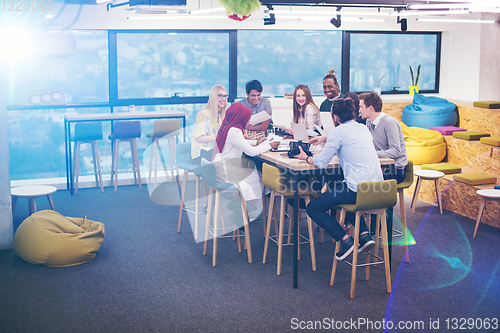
[238,79,273,131]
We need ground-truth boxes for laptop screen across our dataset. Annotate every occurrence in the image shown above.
[291,123,309,141]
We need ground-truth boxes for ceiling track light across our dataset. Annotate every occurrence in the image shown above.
[264,5,276,25]
[397,17,407,31]
[330,7,342,28]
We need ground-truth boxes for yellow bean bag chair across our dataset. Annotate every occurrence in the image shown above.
[14,210,105,267]
[400,122,446,165]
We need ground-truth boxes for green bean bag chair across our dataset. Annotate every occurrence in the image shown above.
[400,122,446,165]
[14,210,105,267]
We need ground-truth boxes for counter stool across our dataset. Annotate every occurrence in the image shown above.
[200,158,252,266]
[262,163,318,275]
[396,161,413,262]
[109,121,142,191]
[176,142,206,240]
[330,179,396,299]
[147,119,181,189]
[473,189,500,238]
[11,185,57,215]
[72,122,104,194]
[411,169,445,214]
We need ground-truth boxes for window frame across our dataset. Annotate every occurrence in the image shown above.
[7,29,441,112]
[342,30,441,95]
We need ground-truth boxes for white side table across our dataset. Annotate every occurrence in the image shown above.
[411,170,445,214]
[11,185,57,215]
[474,189,500,238]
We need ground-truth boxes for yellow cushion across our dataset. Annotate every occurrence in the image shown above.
[454,173,497,186]
[422,163,462,175]
[14,210,105,267]
[480,136,500,147]
[400,122,446,165]
[452,131,490,141]
[401,122,444,146]
[473,101,500,109]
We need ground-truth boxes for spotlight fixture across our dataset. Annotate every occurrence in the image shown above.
[330,7,342,28]
[264,5,275,25]
[398,17,407,31]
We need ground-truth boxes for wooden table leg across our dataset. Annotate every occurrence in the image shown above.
[47,195,55,210]
[473,198,486,238]
[29,198,36,215]
[411,177,422,214]
[434,178,443,214]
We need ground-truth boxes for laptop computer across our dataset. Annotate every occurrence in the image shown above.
[319,112,335,136]
[291,123,309,142]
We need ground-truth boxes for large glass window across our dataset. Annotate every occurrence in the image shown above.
[238,30,342,97]
[116,32,230,99]
[348,32,439,93]
[7,30,109,105]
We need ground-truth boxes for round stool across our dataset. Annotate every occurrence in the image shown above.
[474,189,500,238]
[411,169,445,214]
[11,185,57,215]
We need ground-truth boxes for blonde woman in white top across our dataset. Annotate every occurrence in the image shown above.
[286,84,322,134]
[191,84,228,161]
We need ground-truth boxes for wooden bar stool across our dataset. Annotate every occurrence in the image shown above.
[176,142,206,240]
[330,179,397,299]
[411,169,445,214]
[72,122,104,194]
[147,119,181,189]
[473,189,500,238]
[262,163,318,275]
[396,161,413,262]
[109,121,142,191]
[200,158,252,266]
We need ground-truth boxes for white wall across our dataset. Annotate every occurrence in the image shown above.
[440,23,482,102]
[479,13,500,101]
[0,60,14,249]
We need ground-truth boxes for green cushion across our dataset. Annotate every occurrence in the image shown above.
[452,131,490,141]
[421,163,462,175]
[473,101,500,109]
[454,173,497,186]
[480,136,500,147]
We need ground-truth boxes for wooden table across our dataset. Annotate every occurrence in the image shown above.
[474,189,500,238]
[11,185,57,215]
[64,111,186,195]
[252,150,395,288]
[411,169,445,214]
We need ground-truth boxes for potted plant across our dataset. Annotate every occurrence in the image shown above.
[365,69,388,95]
[219,0,261,20]
[409,64,421,95]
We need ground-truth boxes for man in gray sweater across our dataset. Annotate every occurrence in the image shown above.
[359,92,408,183]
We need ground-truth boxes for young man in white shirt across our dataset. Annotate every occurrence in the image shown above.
[296,98,382,260]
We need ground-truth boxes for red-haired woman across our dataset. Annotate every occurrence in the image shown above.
[286,84,322,134]
[212,103,279,222]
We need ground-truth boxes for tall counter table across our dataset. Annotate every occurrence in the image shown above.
[251,150,395,288]
[64,111,186,195]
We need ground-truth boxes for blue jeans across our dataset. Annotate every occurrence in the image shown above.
[306,181,368,241]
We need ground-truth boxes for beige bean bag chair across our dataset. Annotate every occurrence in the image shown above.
[14,210,105,267]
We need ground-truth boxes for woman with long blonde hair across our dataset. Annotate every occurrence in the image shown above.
[191,84,229,161]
